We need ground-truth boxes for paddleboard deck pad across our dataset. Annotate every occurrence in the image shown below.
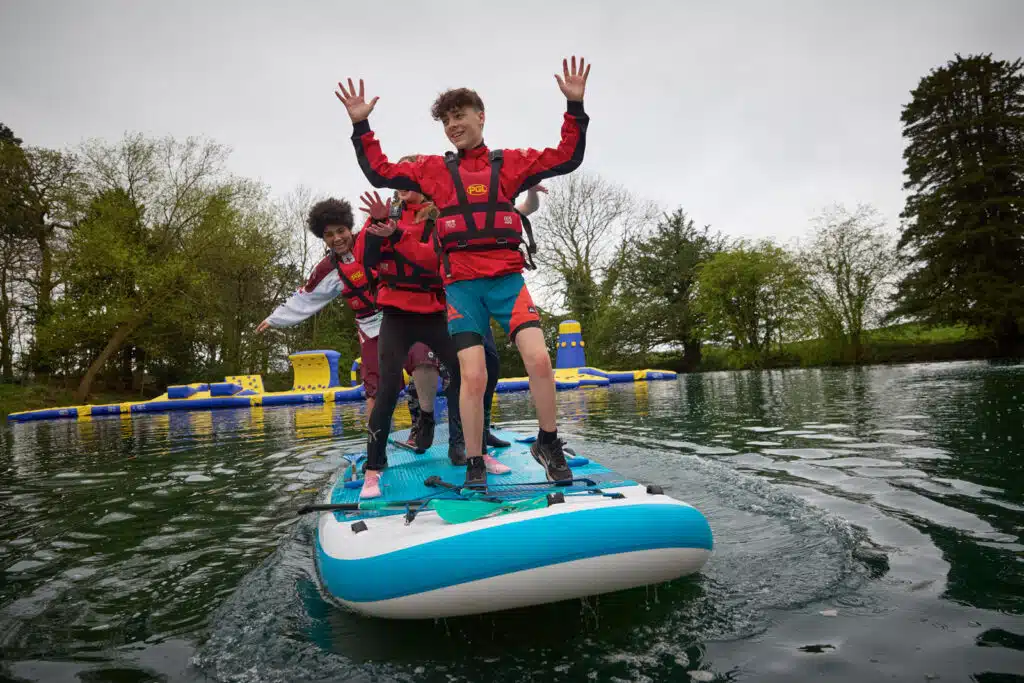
[311,426,713,620]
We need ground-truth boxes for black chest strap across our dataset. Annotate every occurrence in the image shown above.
[376,212,443,293]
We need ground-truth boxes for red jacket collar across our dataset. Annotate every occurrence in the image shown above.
[457,142,489,159]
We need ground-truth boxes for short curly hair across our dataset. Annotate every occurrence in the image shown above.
[307,198,354,239]
[430,88,485,121]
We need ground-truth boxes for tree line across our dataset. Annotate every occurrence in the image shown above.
[0,131,361,401]
[514,53,1022,373]
[1,52,1021,401]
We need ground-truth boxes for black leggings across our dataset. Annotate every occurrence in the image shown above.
[366,310,463,470]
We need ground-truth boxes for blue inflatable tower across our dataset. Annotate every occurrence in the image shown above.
[555,320,586,370]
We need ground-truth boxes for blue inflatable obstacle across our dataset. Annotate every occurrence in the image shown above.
[494,320,677,393]
[6,350,366,423]
[6,321,677,423]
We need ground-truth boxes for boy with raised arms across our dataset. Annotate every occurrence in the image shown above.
[335,57,591,486]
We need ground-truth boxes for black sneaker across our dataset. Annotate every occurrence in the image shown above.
[485,430,511,448]
[530,438,572,483]
[414,412,435,454]
[464,456,487,488]
[448,442,467,466]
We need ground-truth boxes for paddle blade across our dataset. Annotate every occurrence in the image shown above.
[431,499,504,524]
[430,495,551,524]
[510,496,550,514]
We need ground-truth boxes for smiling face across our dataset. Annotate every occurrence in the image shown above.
[430,88,486,151]
[322,224,353,255]
[440,105,485,150]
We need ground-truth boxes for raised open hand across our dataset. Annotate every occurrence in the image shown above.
[335,78,379,123]
[358,191,392,222]
[366,219,397,238]
[554,56,590,102]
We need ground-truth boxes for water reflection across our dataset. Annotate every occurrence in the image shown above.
[1,361,1022,683]
[293,404,343,440]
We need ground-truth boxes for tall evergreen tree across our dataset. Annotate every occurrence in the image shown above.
[893,53,1024,353]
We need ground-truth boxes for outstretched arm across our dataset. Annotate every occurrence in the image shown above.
[507,56,592,196]
[516,184,548,216]
[259,263,342,330]
[336,78,432,194]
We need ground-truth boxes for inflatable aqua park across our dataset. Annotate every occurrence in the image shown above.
[5,351,365,423]
[304,424,712,619]
[347,319,678,392]
[6,320,677,423]
[497,319,677,392]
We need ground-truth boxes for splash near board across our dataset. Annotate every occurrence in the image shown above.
[305,426,712,620]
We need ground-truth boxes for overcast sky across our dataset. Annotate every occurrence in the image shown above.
[2,0,1021,250]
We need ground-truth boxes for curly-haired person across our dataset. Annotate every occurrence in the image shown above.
[256,197,385,413]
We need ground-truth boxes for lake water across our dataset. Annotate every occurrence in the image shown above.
[2,360,1023,682]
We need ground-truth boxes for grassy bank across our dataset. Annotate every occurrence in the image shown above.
[689,323,1000,372]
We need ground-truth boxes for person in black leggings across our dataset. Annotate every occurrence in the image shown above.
[371,310,465,466]
[354,189,467,498]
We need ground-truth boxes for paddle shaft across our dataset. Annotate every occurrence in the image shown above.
[297,500,428,515]
[423,475,504,502]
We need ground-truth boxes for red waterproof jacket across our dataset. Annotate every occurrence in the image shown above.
[351,101,589,283]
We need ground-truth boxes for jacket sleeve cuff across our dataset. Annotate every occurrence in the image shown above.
[566,100,586,116]
[388,227,403,246]
[352,119,371,137]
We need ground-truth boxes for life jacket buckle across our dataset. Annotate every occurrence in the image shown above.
[455,240,468,249]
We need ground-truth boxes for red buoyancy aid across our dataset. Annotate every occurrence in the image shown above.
[330,252,379,318]
[433,149,537,281]
[360,203,446,314]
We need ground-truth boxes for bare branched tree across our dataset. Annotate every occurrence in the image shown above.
[531,171,659,327]
[798,203,901,359]
[274,184,322,283]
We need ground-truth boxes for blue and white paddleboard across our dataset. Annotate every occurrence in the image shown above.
[311,427,713,620]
